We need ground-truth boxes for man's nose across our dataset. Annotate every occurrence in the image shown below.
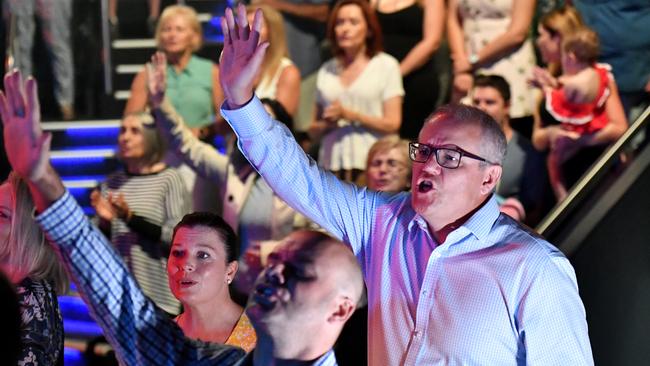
[265,263,285,285]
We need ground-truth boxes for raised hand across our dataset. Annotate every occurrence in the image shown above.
[219,4,268,108]
[0,70,52,181]
[147,51,167,109]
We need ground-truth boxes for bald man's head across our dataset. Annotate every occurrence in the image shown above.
[246,230,364,359]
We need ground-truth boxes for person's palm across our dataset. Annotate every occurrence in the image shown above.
[219,5,268,106]
[147,52,167,109]
[0,70,51,181]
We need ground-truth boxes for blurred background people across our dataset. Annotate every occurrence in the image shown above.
[169,212,256,352]
[532,6,626,201]
[109,0,161,37]
[447,0,537,138]
[148,52,299,254]
[371,0,445,139]
[0,172,68,365]
[2,0,75,120]
[125,5,223,135]
[124,5,225,213]
[365,135,411,192]
[471,74,549,225]
[247,5,301,118]
[310,0,404,183]
[91,112,190,315]
[574,0,650,122]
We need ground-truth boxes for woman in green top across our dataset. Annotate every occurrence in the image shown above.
[125,5,224,137]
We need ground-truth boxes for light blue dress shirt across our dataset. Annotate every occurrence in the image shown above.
[222,97,594,366]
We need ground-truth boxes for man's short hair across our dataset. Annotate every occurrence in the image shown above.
[473,74,511,103]
[172,212,239,263]
[423,104,507,165]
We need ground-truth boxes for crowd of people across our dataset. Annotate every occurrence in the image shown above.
[0,0,648,365]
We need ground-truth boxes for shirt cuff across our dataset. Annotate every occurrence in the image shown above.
[220,96,273,138]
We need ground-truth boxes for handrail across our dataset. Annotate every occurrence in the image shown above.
[537,104,650,236]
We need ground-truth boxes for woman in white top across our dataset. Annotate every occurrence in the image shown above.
[310,0,404,183]
[247,5,301,117]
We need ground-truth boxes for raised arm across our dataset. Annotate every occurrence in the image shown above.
[218,5,378,255]
[124,69,149,115]
[0,69,244,365]
[148,52,232,183]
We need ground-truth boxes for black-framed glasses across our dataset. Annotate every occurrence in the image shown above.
[408,142,496,169]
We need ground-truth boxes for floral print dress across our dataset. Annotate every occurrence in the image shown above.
[16,278,64,366]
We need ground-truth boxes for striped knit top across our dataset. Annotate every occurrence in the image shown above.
[99,167,190,314]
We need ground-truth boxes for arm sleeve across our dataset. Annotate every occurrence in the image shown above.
[517,254,594,365]
[152,99,230,183]
[222,97,381,257]
[160,169,192,245]
[36,192,245,366]
[126,214,162,242]
[381,54,406,100]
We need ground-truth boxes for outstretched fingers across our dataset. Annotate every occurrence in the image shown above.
[236,3,250,41]
[26,77,41,137]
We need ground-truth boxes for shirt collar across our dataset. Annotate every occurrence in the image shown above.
[167,55,196,76]
[407,195,501,254]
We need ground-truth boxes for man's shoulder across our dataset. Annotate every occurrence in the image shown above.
[491,214,565,261]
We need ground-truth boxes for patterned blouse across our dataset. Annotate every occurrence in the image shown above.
[175,311,257,353]
[225,312,256,353]
[16,277,64,365]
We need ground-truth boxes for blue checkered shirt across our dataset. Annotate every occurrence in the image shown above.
[36,191,246,365]
[222,97,594,366]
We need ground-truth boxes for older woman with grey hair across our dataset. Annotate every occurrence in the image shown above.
[91,112,190,315]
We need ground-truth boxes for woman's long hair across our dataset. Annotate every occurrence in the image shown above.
[0,173,69,294]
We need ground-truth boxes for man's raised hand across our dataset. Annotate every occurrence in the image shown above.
[0,69,52,181]
[219,4,268,108]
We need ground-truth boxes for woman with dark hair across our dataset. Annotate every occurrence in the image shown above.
[168,212,256,351]
[91,112,190,315]
[0,172,68,365]
[310,0,404,183]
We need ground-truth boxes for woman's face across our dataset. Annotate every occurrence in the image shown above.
[159,14,197,55]
[536,25,561,64]
[367,147,410,192]
[118,115,147,161]
[247,11,269,43]
[167,226,236,307]
[334,4,369,54]
[0,183,13,246]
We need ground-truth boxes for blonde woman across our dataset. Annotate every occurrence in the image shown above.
[0,172,69,365]
[247,5,301,117]
[125,5,224,134]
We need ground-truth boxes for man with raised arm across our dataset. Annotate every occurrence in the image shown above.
[0,10,364,364]
[210,5,594,365]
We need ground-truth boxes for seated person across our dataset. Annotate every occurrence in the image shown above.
[471,75,549,225]
[169,212,256,352]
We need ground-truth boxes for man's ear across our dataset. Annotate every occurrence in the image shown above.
[327,296,356,324]
[480,164,502,195]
